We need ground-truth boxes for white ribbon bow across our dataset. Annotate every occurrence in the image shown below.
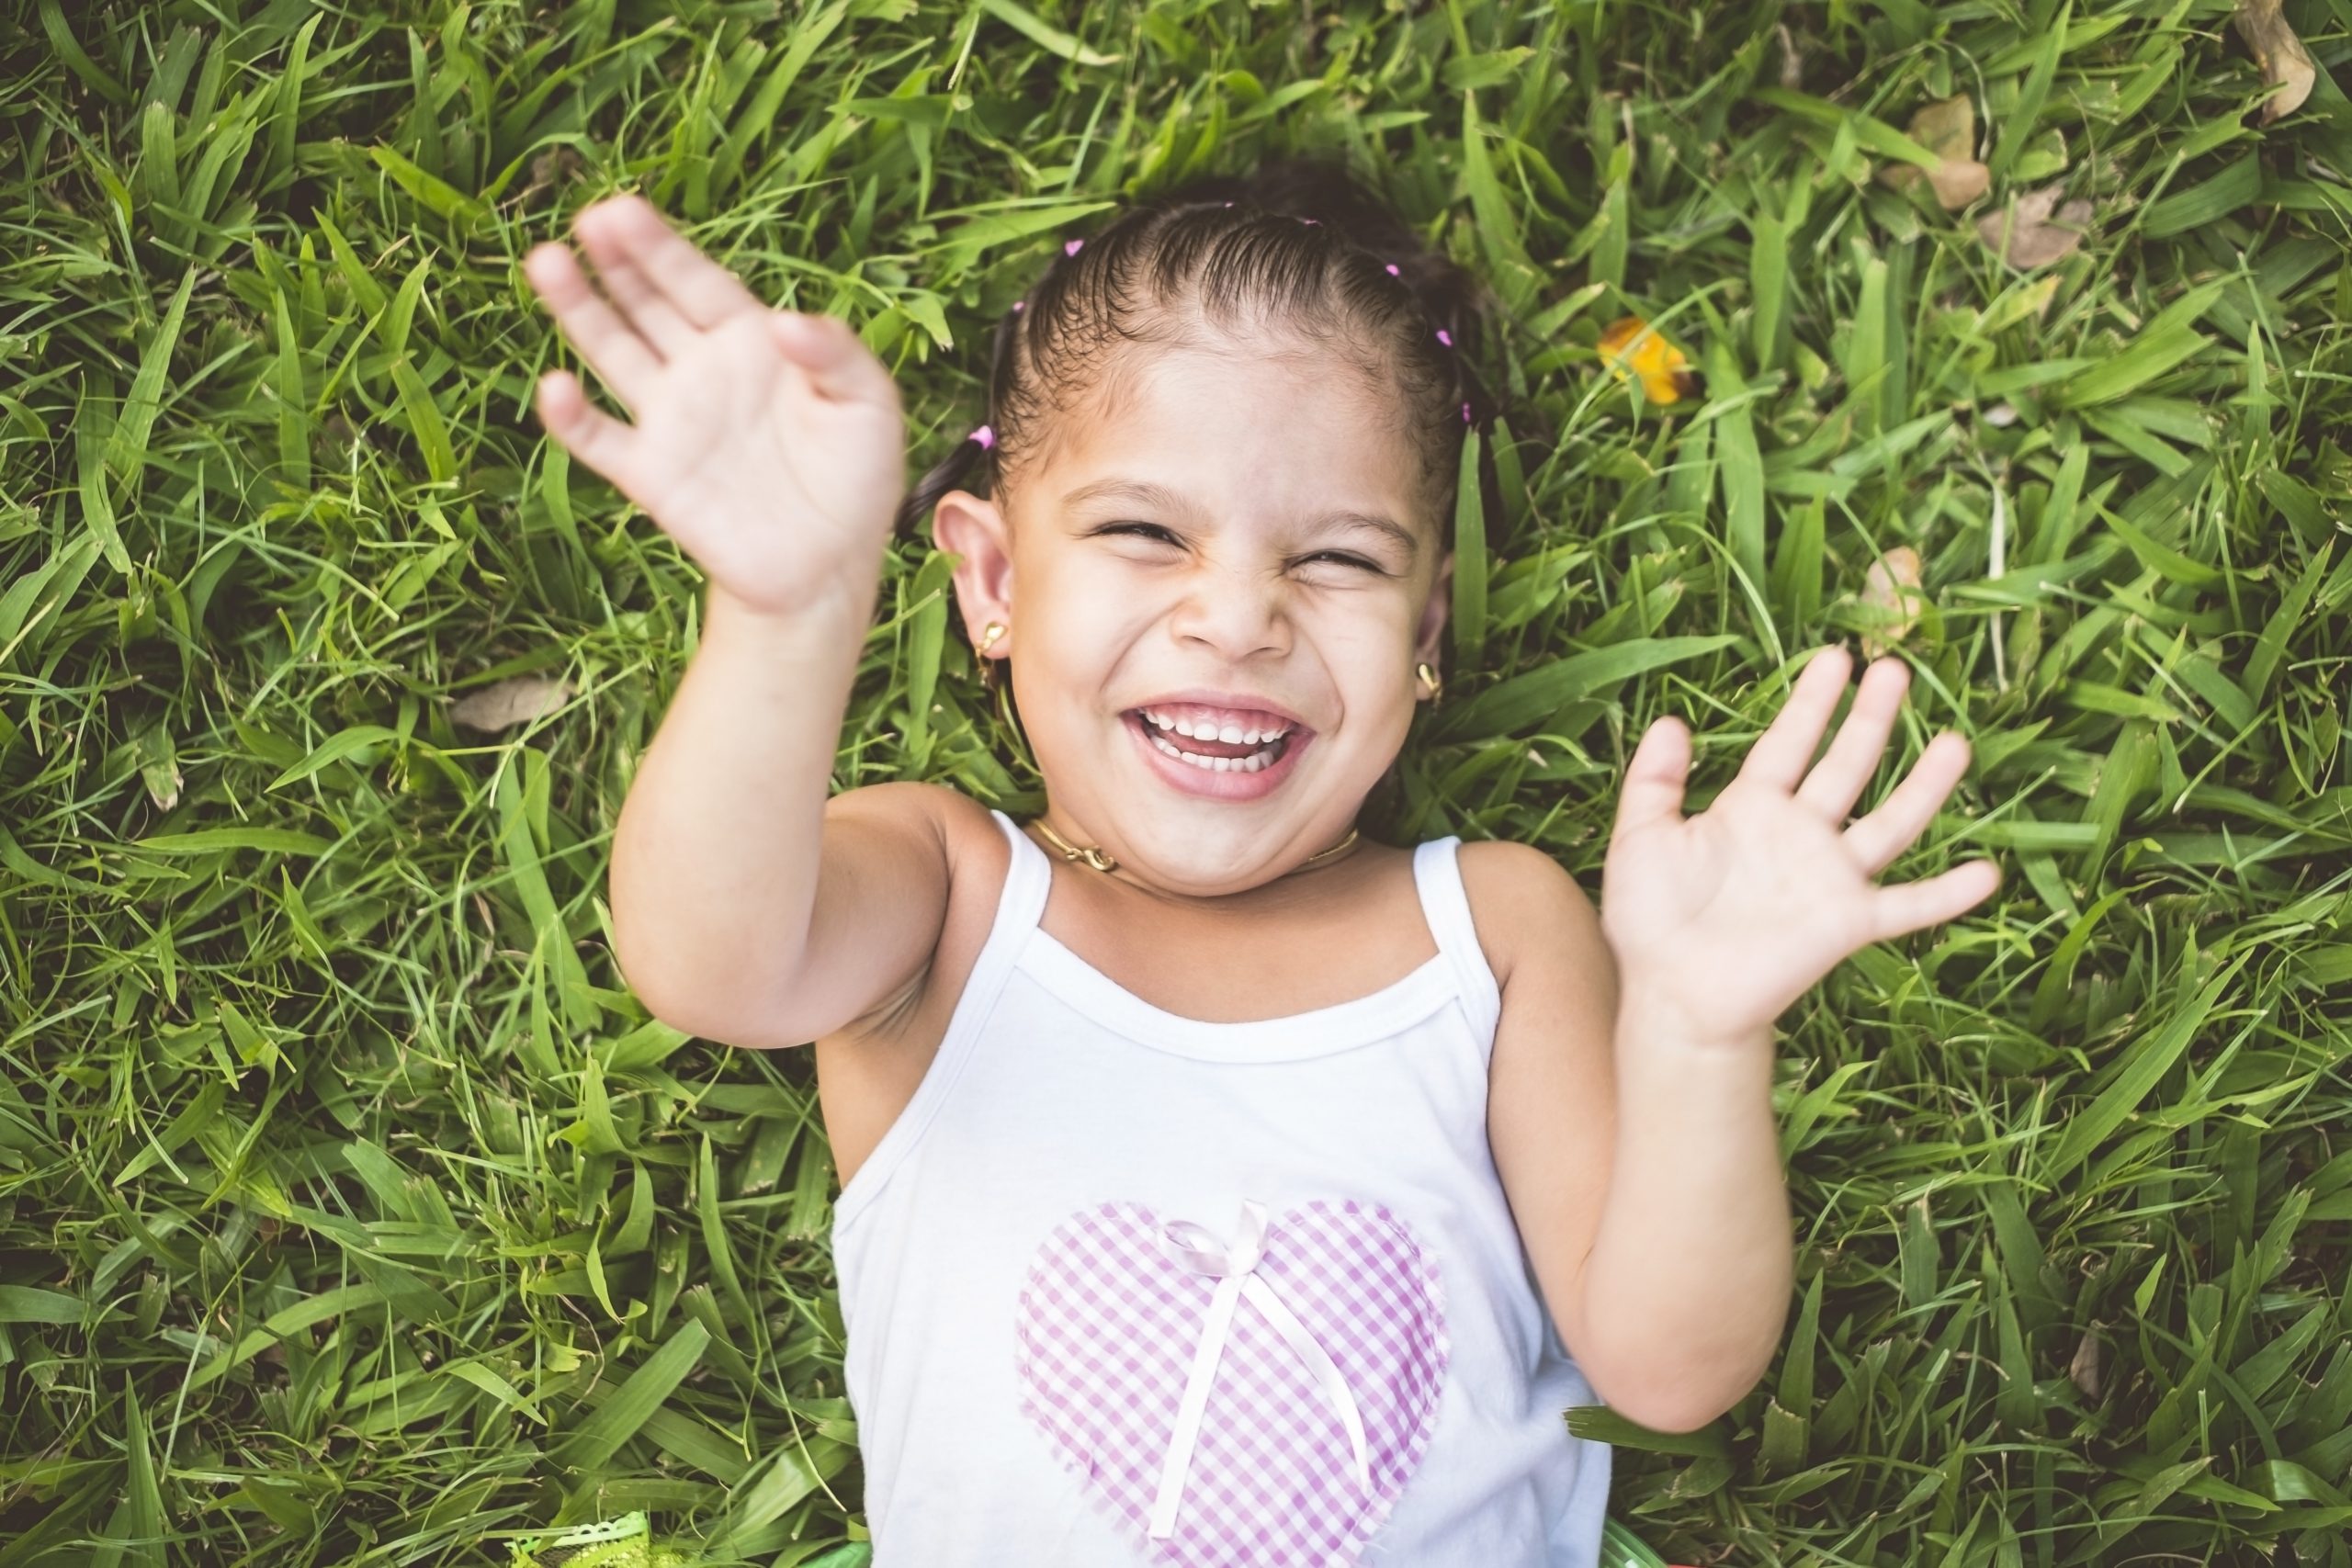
[1146,1198,1374,1540]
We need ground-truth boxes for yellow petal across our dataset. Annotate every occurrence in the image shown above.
[1597,316,1699,405]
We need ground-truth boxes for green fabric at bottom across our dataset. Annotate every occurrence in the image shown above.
[508,1509,1668,1566]
[509,1512,695,1568]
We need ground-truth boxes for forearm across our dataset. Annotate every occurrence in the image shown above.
[1576,990,1794,1431]
[608,575,876,1024]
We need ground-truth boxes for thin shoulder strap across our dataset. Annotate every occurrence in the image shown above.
[1411,837,1504,1049]
[987,808,1055,937]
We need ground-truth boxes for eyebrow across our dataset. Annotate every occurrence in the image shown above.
[1060,478,1421,562]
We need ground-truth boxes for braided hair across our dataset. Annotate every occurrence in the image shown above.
[892,153,1510,601]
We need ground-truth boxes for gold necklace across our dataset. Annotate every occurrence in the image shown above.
[1028,815,1362,875]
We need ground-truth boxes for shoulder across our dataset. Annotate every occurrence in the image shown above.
[831,779,1001,856]
[933,783,1012,884]
[1451,838,1606,997]
[824,779,1012,924]
[813,782,1011,1043]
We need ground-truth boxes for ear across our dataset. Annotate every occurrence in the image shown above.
[932,489,1017,660]
[1414,549,1454,687]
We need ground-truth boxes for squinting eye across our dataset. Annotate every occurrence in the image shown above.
[1096,524,1381,573]
[1099,523,1178,544]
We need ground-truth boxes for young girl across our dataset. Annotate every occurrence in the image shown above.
[522,156,2001,1566]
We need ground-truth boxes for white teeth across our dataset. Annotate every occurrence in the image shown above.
[1139,705,1293,744]
[1142,724,1286,773]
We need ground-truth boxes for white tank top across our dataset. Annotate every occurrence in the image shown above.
[831,807,1612,1565]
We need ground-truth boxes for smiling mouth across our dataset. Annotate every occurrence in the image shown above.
[1123,710,1297,773]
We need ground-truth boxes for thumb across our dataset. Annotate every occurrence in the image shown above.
[770,310,900,412]
[1614,714,1691,834]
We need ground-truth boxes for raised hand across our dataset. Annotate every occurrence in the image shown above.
[523,195,907,619]
[1598,644,2002,1046]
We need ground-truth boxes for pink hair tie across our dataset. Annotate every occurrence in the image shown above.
[1012,300,1025,312]
[1435,329,1453,347]
[1384,263,1401,276]
[1462,402,1473,423]
[970,423,996,449]
[1065,238,1084,255]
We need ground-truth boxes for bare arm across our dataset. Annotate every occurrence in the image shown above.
[1503,644,1997,1431]
[1573,995,1793,1431]
[524,195,942,1046]
[1485,847,1788,1435]
[609,584,953,1047]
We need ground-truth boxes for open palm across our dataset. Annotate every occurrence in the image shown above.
[1599,645,2002,1045]
[522,195,906,618]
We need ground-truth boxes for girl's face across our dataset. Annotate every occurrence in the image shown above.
[933,340,1453,897]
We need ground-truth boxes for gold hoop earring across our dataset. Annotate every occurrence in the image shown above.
[1417,660,1442,703]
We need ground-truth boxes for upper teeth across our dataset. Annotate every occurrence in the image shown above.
[1138,706,1293,746]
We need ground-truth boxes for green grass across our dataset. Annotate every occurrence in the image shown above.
[4,1,2350,1564]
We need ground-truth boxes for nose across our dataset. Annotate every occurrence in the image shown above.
[1166,563,1293,660]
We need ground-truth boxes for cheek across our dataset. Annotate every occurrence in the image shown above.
[1319,595,1422,652]
[1017,585,1132,679]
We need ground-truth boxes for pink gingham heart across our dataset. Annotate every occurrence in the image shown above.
[1014,1197,1449,1564]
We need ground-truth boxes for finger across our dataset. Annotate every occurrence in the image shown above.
[1794,655,1911,822]
[1736,645,1854,795]
[575,201,695,354]
[1843,730,1973,874]
[1612,714,1691,836]
[770,310,903,411]
[524,243,662,408]
[536,369,639,484]
[601,193,763,330]
[1866,858,2001,944]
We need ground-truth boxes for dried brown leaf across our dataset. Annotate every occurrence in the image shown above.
[1976,184,2094,269]
[450,674,576,732]
[1860,546,1926,659]
[1928,159,1991,211]
[2233,0,2317,124]
[1911,93,1977,164]
[2069,1328,2104,1400]
[523,146,585,200]
[1878,96,1990,211]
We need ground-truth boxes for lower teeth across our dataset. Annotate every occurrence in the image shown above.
[1140,721,1286,773]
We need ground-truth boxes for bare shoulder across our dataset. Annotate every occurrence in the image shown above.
[924,782,1014,906]
[1453,839,1609,998]
[825,776,1004,883]
[827,775,970,832]
[815,779,1011,1042]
